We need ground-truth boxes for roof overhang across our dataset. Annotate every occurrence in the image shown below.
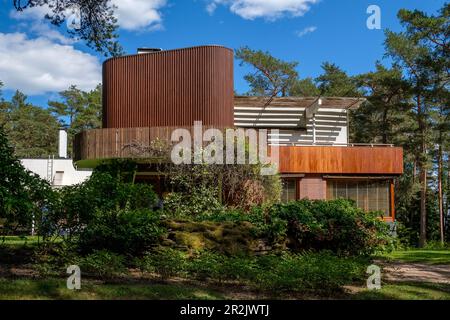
[234,96,367,110]
[233,96,366,129]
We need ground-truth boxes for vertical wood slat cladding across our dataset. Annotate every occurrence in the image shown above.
[102,46,234,129]
[74,126,229,162]
[277,146,404,174]
[75,129,403,175]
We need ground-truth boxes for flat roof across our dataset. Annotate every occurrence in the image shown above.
[234,96,367,110]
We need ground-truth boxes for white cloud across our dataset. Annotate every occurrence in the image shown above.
[0,33,101,95]
[9,5,76,45]
[295,26,317,37]
[207,0,319,20]
[11,1,167,32]
[111,0,166,30]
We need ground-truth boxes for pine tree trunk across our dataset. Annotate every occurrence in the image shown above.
[418,95,427,248]
[438,144,444,244]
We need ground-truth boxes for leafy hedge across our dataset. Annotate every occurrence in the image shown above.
[78,209,165,255]
[136,248,367,293]
[265,199,392,255]
[195,199,393,256]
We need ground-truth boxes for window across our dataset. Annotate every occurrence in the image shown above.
[281,179,297,202]
[327,180,391,217]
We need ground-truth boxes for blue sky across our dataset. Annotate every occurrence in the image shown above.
[0,0,445,107]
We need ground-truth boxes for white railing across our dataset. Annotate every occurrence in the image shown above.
[273,142,395,147]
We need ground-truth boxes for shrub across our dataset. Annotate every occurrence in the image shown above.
[139,248,187,279]
[56,170,159,237]
[254,251,366,293]
[80,250,127,279]
[163,186,224,217]
[186,251,224,281]
[78,209,165,255]
[266,199,392,256]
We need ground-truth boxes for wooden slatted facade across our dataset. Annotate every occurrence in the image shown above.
[72,45,404,220]
[277,146,403,174]
[103,46,234,129]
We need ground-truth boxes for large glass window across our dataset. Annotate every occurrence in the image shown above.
[281,179,297,202]
[327,180,391,217]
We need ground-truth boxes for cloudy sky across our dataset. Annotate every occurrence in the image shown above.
[0,0,444,105]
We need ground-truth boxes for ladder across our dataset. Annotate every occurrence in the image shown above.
[47,155,54,185]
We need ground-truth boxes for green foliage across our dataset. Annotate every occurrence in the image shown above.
[80,250,127,279]
[13,0,123,57]
[186,251,224,281]
[254,252,365,292]
[0,126,54,235]
[236,46,298,97]
[266,199,393,255]
[137,249,367,293]
[289,77,320,97]
[78,209,165,255]
[55,170,158,237]
[316,62,361,97]
[48,85,103,157]
[163,187,224,217]
[1,91,59,157]
[138,248,187,279]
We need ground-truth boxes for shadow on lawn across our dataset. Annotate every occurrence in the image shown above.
[352,281,450,300]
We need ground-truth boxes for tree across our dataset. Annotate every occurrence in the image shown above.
[0,81,7,126]
[385,3,449,246]
[351,63,410,144]
[316,62,361,97]
[12,0,123,57]
[48,84,102,156]
[2,90,59,157]
[236,46,299,99]
[289,78,320,97]
[0,125,53,235]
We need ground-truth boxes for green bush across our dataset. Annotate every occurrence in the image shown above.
[56,171,159,237]
[80,250,127,279]
[138,249,367,293]
[78,209,165,255]
[139,248,187,279]
[254,252,366,293]
[163,186,224,217]
[267,199,393,256]
[186,251,224,281]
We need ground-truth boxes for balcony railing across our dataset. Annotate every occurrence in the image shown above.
[74,127,404,175]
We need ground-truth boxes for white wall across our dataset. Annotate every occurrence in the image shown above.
[20,159,92,187]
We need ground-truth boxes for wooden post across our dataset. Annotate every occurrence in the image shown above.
[390,181,395,221]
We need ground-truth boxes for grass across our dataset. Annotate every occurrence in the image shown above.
[0,278,227,300]
[380,249,450,265]
[354,282,450,300]
[0,236,41,246]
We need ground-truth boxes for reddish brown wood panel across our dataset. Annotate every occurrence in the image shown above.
[73,126,229,164]
[277,146,403,175]
[103,46,234,129]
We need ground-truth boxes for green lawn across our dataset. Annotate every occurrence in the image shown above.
[354,282,450,300]
[0,278,226,300]
[0,236,40,246]
[380,249,450,265]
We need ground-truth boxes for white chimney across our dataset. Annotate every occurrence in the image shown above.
[58,129,68,158]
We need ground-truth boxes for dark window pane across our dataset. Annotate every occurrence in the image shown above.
[281,179,296,202]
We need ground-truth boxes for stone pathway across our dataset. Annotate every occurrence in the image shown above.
[377,261,450,284]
